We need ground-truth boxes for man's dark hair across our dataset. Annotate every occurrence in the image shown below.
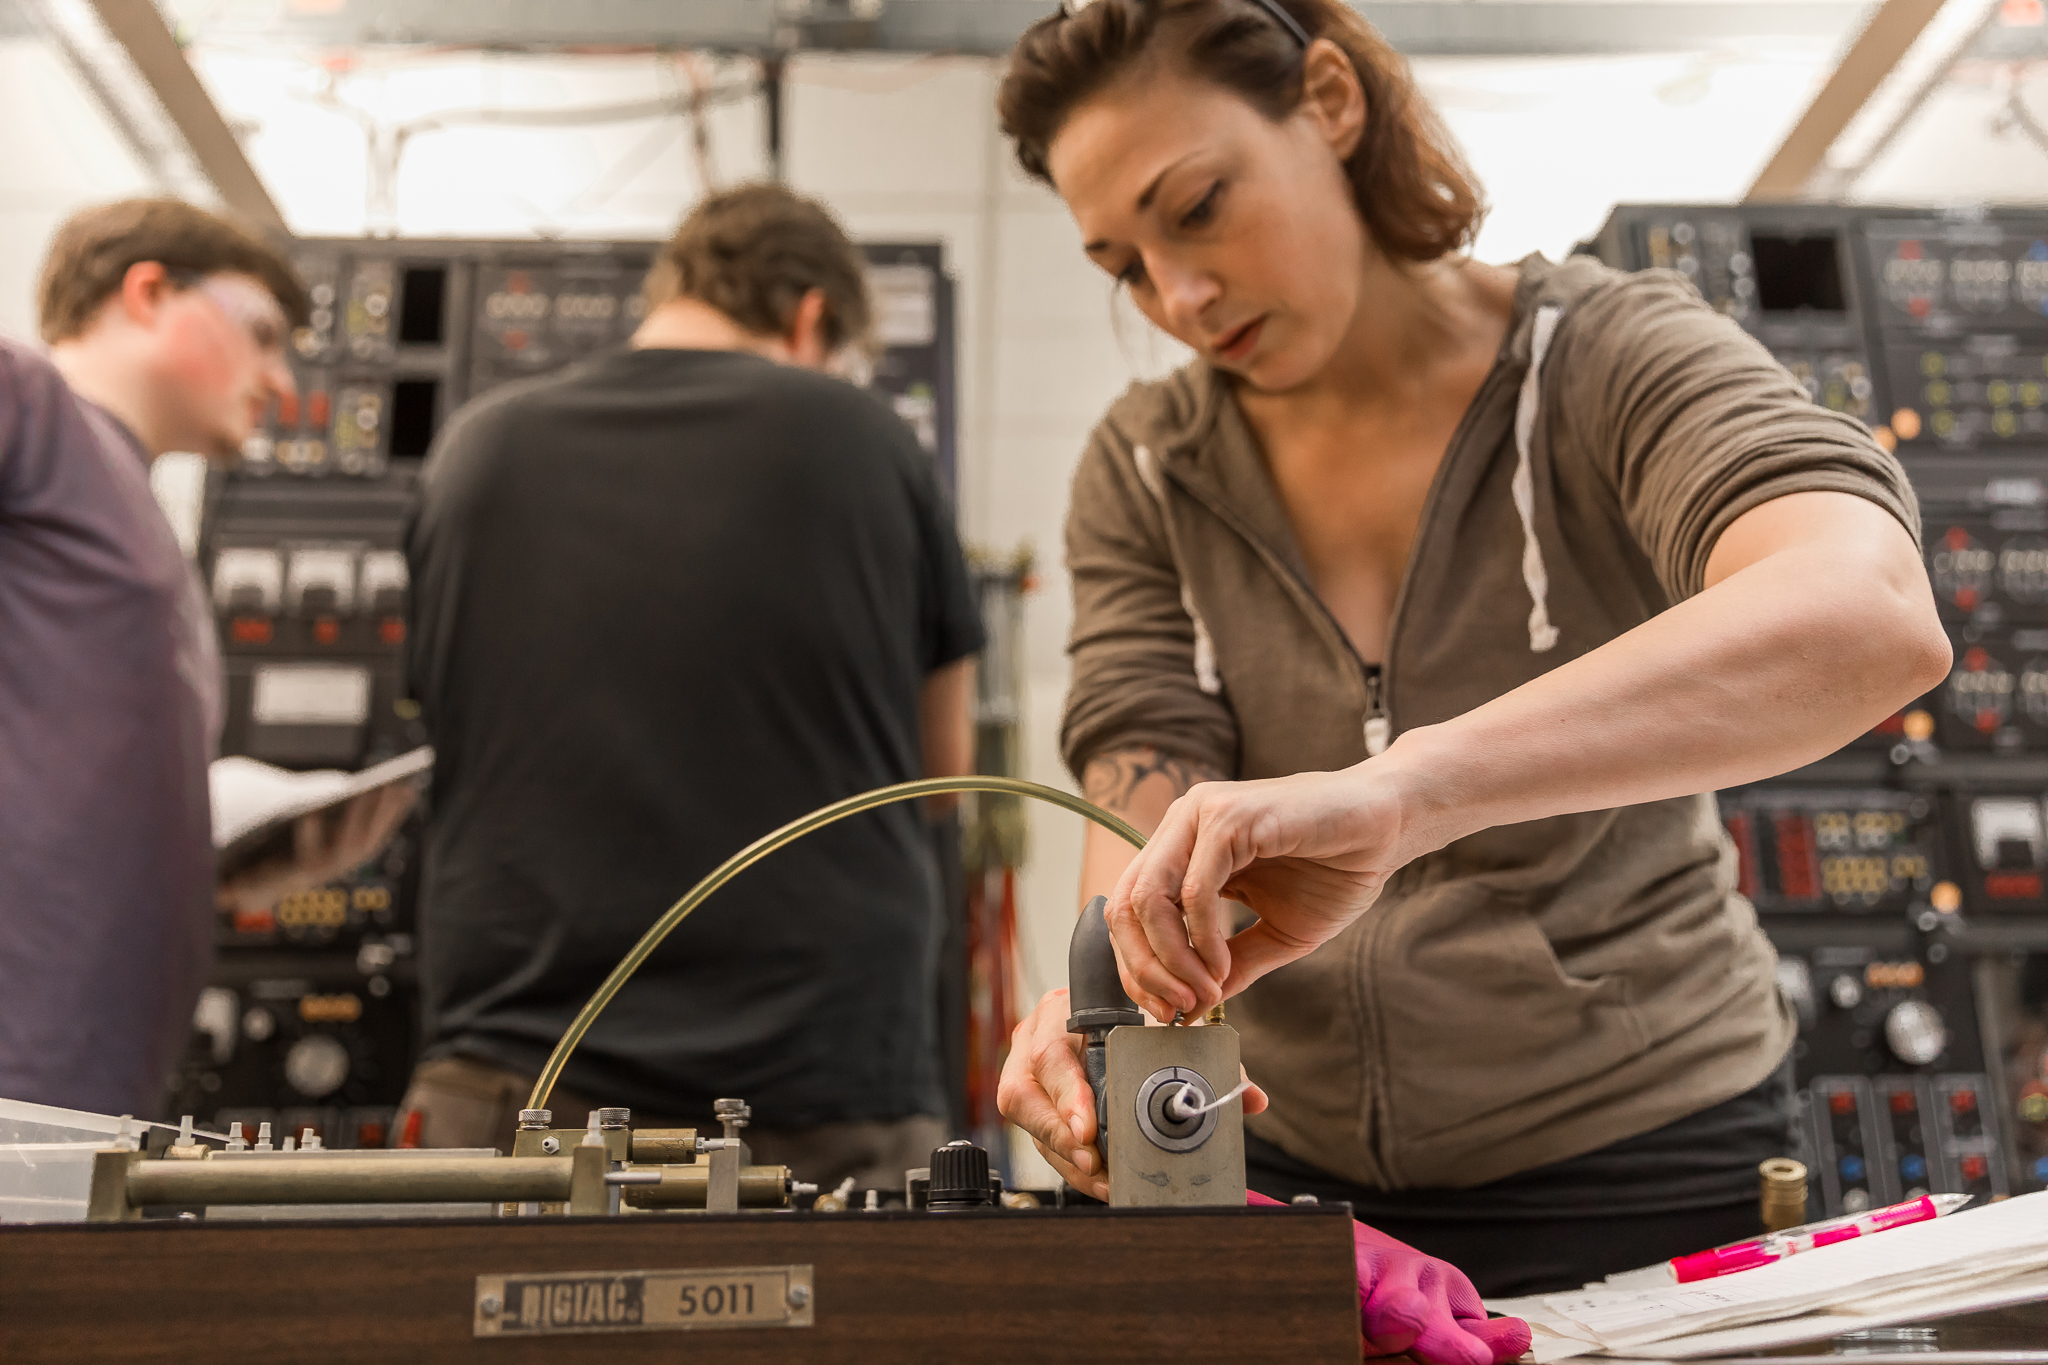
[37,197,309,344]
[649,183,873,354]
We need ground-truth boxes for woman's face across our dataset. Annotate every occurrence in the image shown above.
[1046,45,1370,393]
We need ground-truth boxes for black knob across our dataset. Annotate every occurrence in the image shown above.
[1067,896,1145,1035]
[927,1140,993,1212]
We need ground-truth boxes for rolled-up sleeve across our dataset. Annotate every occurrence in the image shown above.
[1059,425,1239,781]
[1550,271,1919,601]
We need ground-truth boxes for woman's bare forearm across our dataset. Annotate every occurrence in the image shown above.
[1080,746,1225,904]
[1378,493,1951,862]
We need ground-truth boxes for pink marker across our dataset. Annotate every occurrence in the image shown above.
[1669,1192,1974,1283]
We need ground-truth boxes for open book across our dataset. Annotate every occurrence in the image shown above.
[210,747,433,878]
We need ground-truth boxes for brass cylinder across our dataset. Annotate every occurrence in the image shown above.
[621,1163,790,1210]
[628,1129,700,1165]
[126,1156,573,1208]
[1760,1157,1809,1233]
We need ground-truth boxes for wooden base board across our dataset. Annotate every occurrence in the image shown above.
[0,1204,1361,1363]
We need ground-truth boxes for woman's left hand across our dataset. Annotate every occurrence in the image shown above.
[1105,762,1434,1019]
[1248,1193,1531,1365]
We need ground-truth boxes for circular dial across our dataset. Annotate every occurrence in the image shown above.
[241,1006,275,1043]
[1829,974,1864,1011]
[2022,658,2048,727]
[1930,526,1995,613]
[1950,252,2012,314]
[284,1034,351,1098]
[2019,243,2048,318]
[1882,240,1944,319]
[1949,646,2015,734]
[1134,1066,1220,1153]
[1884,1000,1947,1067]
[2003,537,2048,605]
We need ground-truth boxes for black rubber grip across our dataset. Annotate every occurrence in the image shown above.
[1066,894,1145,1034]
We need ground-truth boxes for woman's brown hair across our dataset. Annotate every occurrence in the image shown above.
[997,0,1483,263]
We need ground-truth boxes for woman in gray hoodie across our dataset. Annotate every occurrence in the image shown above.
[994,0,1948,1308]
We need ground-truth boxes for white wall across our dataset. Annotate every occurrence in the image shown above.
[1419,45,1840,260]
[189,47,770,238]
[0,38,153,342]
[1854,61,2048,205]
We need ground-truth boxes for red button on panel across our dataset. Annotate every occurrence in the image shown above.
[313,618,340,645]
[1952,1089,1979,1114]
[379,617,405,645]
[308,390,331,427]
[1961,1154,1988,1181]
[1830,1092,1857,1115]
[230,617,273,645]
[1890,1091,1917,1114]
[279,392,299,426]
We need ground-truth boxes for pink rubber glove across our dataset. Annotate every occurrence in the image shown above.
[1249,1192,1532,1364]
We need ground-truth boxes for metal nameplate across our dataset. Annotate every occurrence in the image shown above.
[474,1264,814,1337]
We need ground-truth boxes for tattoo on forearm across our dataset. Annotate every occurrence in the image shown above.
[1082,746,1226,814]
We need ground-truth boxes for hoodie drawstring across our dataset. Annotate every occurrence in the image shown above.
[1512,305,1564,654]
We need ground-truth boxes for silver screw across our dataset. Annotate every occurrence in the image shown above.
[540,1136,561,1155]
[479,1294,502,1316]
[786,1284,811,1309]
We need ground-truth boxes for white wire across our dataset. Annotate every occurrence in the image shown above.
[1168,1078,1254,1121]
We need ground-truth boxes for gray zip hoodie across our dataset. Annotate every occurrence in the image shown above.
[1060,254,1918,1188]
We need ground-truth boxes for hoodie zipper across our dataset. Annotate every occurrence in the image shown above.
[1152,327,1529,1188]
[1362,666,1389,756]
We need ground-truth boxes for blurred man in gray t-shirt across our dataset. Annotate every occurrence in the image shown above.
[0,200,406,1117]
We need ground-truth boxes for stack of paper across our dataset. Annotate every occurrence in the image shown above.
[1488,1191,2048,1360]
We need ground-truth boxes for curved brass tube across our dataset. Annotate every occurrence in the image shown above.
[528,776,1148,1112]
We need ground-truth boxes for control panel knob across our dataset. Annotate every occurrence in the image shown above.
[284,1033,351,1097]
[926,1140,993,1212]
[1884,1000,1947,1067]
[1775,959,1817,1029]
[1829,974,1863,1011]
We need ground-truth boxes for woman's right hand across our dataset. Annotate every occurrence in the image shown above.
[997,986,1268,1199]
[1107,763,1429,1018]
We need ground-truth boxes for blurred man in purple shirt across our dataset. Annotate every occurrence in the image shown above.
[0,199,408,1117]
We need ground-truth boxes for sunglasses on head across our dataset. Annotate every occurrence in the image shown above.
[1059,0,1312,48]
